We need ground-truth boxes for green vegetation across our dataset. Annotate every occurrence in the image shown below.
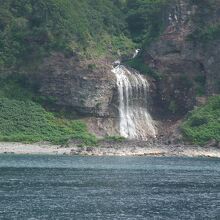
[104,136,126,142]
[124,56,161,79]
[0,0,134,67]
[123,0,170,75]
[189,24,220,43]
[0,97,97,145]
[126,0,169,45]
[0,73,39,101]
[181,96,220,145]
[188,0,220,43]
[0,75,97,145]
[0,0,170,68]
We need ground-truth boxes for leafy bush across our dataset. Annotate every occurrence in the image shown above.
[0,98,97,145]
[126,0,169,45]
[181,96,220,145]
[125,57,161,80]
[0,0,171,68]
[188,24,220,43]
[190,116,208,127]
[188,0,220,43]
[0,0,131,66]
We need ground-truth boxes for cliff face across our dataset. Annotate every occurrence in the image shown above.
[37,54,157,138]
[37,53,121,137]
[36,0,220,138]
[1,0,219,145]
[38,53,117,118]
[145,0,220,118]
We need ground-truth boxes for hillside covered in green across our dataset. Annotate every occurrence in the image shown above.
[0,98,97,145]
[0,75,97,145]
[181,96,220,145]
[0,0,126,66]
[0,0,168,67]
[0,0,219,146]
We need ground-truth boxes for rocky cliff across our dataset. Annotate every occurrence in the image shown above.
[37,53,157,138]
[1,0,219,145]
[37,53,121,136]
[38,54,117,117]
[35,0,220,139]
[144,0,220,118]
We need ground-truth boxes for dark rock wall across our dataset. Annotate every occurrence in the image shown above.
[144,0,220,119]
[38,53,118,118]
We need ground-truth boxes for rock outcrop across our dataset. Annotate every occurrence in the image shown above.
[38,53,117,118]
[37,53,121,136]
[145,0,220,118]
[37,53,156,138]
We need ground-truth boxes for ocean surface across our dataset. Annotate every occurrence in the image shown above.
[0,155,220,220]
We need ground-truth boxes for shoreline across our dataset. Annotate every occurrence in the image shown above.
[0,142,220,158]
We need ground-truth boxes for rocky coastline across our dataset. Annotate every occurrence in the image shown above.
[0,141,220,158]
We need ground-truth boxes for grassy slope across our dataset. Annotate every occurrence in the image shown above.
[0,98,97,145]
[0,98,96,145]
[181,96,220,145]
[0,77,97,145]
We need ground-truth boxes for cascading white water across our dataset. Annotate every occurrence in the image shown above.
[112,64,157,140]
[133,49,140,58]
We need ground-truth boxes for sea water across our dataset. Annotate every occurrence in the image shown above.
[0,155,220,219]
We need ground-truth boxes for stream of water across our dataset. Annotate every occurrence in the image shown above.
[112,64,156,140]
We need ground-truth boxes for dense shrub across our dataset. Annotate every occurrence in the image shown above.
[181,96,220,145]
[126,0,169,44]
[188,0,220,43]
[0,98,97,145]
[0,0,133,66]
[124,56,161,79]
[0,0,171,68]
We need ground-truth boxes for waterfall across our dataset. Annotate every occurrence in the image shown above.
[112,64,157,140]
[133,49,140,58]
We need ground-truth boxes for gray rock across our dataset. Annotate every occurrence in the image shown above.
[38,53,118,118]
[145,0,220,119]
